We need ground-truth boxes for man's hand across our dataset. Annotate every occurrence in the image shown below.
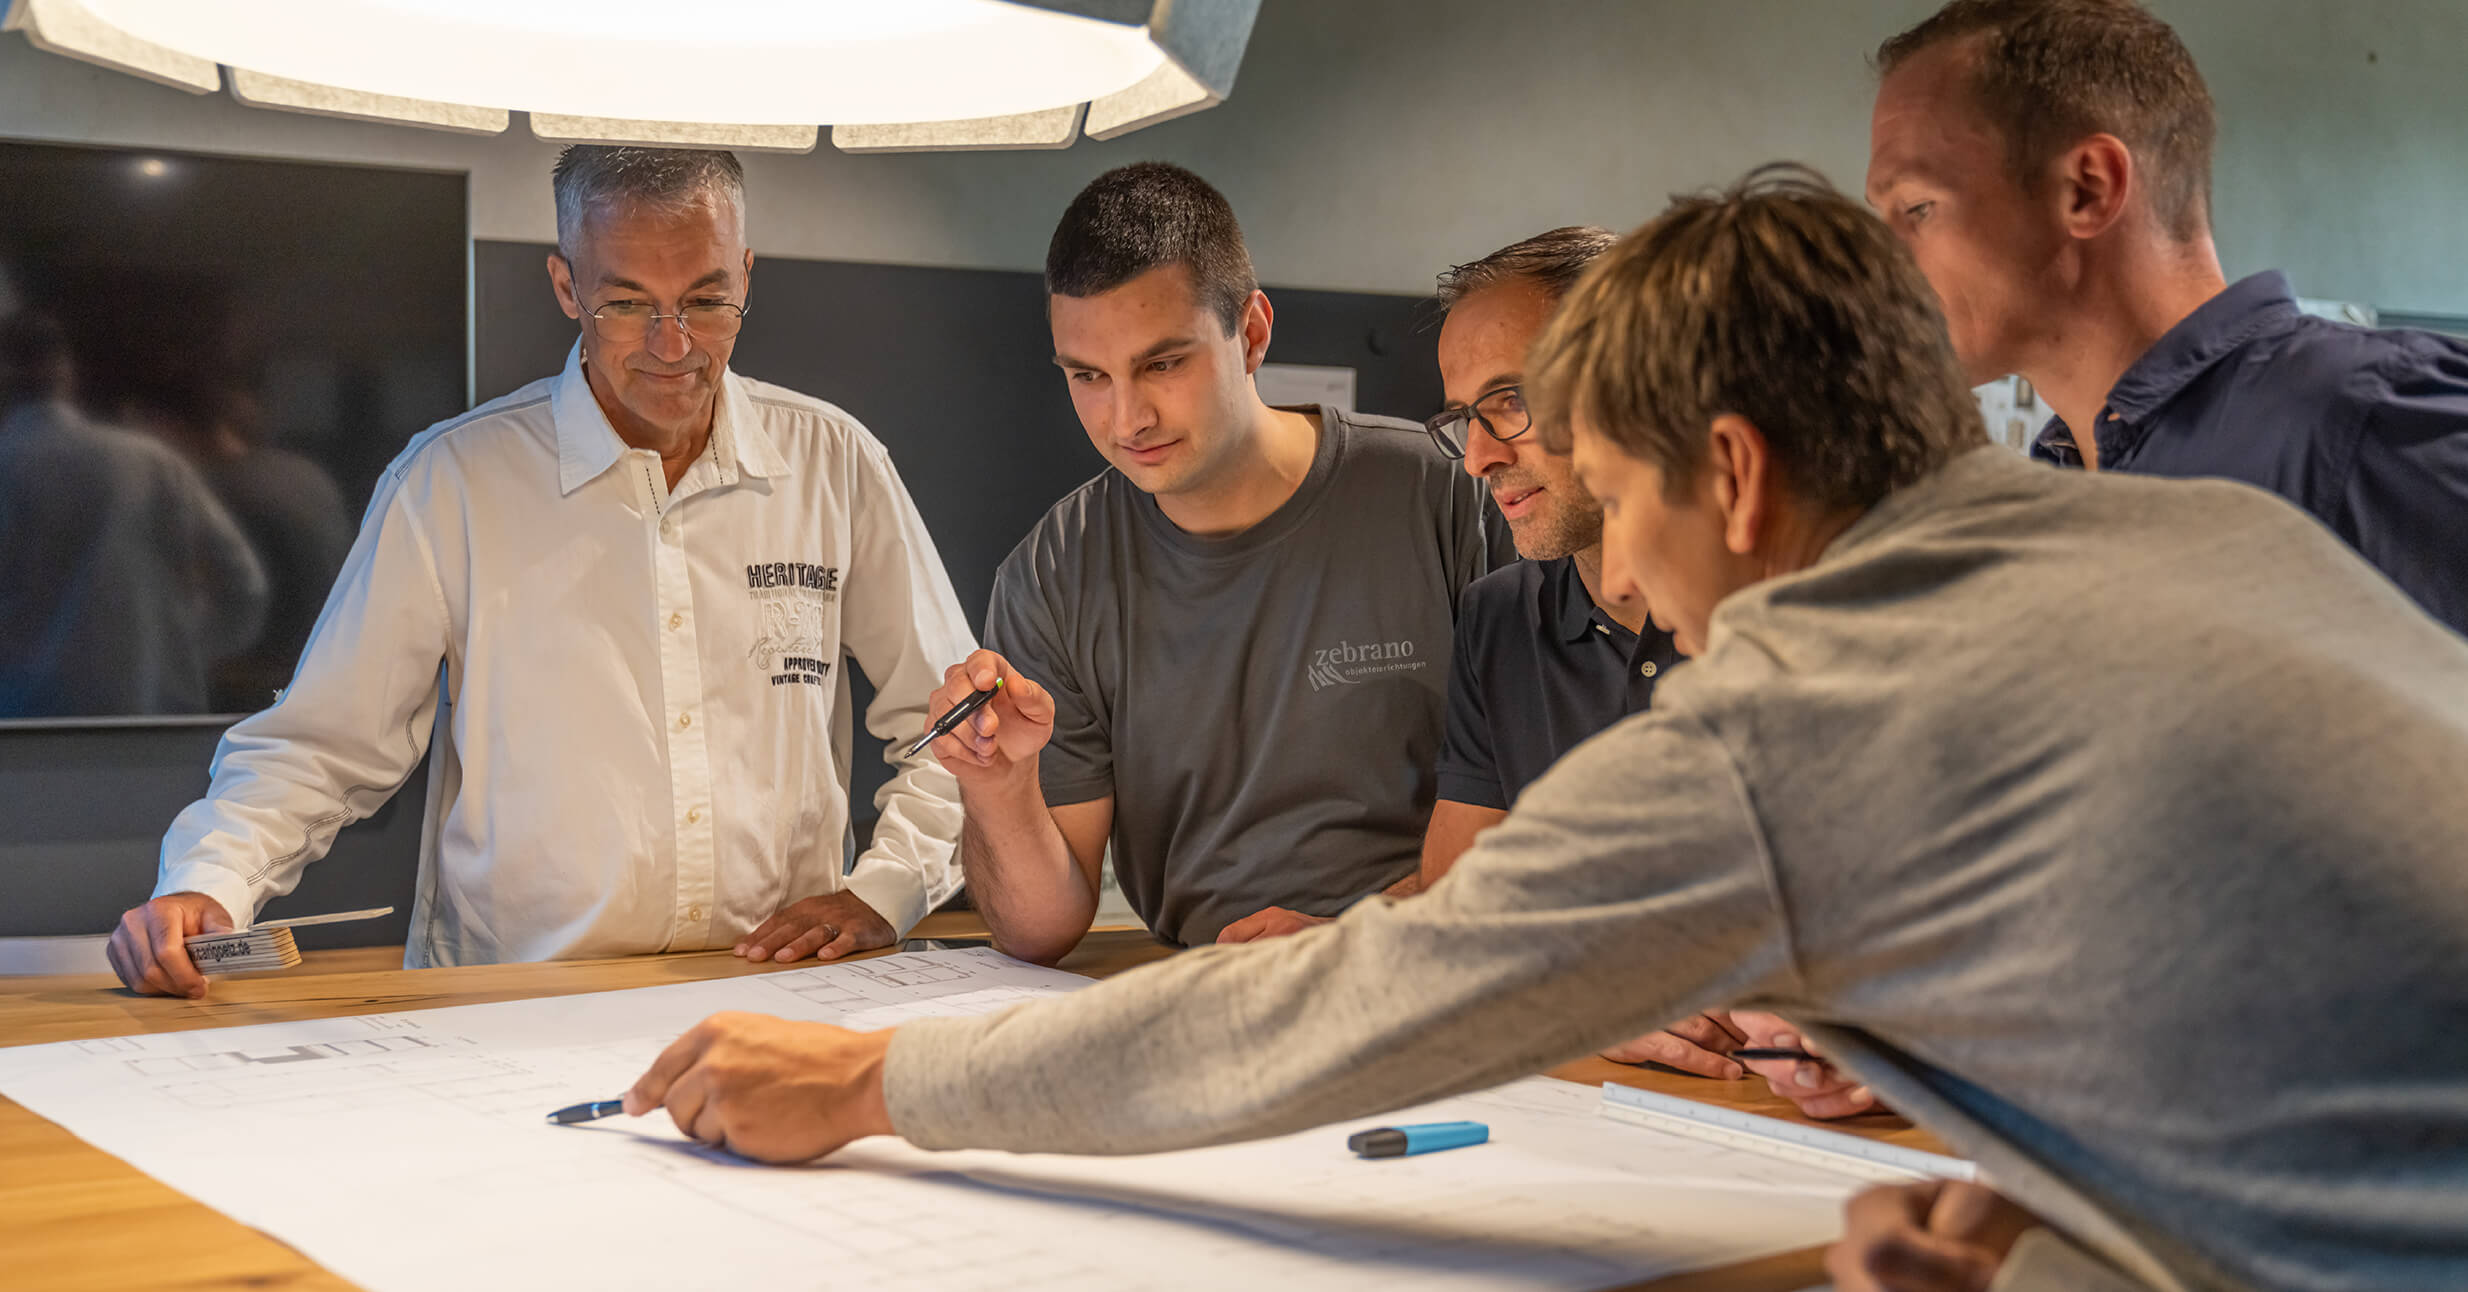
[1599,1012,1749,1079]
[1732,1009,1880,1119]
[926,650,1056,781]
[1827,1179,2040,1292]
[1216,906,1331,943]
[624,1012,896,1163]
[106,892,233,999]
[734,891,894,963]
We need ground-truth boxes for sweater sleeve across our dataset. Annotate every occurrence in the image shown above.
[882,705,1797,1154]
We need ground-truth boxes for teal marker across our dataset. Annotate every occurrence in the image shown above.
[1346,1120,1489,1158]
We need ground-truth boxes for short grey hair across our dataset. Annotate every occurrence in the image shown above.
[1434,226,1619,313]
[550,145,746,256]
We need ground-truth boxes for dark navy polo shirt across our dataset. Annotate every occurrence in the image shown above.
[2033,271,2468,635]
[1433,555,1685,810]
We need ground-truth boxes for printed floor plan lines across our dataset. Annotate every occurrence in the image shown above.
[0,950,1875,1291]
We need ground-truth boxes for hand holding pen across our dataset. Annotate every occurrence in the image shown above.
[918,650,1057,775]
[1728,1010,1879,1120]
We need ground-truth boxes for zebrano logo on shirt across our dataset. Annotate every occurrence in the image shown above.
[1305,638,1423,691]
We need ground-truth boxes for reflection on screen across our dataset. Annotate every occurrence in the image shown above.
[0,140,467,720]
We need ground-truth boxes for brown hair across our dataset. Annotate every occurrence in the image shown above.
[1433,226,1619,313]
[1877,0,2216,241]
[1528,164,1986,511]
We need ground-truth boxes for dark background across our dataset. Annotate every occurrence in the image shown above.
[0,139,468,509]
[2,181,1443,945]
[0,138,469,718]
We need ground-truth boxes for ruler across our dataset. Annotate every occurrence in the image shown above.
[1598,1083,1976,1184]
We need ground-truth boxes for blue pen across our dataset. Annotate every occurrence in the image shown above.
[1346,1120,1489,1158]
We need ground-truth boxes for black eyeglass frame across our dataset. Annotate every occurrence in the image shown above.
[1421,383,1532,460]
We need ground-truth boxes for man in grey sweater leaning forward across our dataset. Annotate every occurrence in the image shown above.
[625,169,2468,1292]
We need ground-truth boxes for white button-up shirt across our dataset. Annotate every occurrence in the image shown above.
[157,347,975,966]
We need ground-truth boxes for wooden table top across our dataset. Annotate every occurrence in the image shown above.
[0,912,1943,1291]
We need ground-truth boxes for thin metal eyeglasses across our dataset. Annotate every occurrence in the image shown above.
[585,300,748,344]
[1422,384,1531,459]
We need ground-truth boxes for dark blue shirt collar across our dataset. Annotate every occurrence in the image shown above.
[2033,271,2304,466]
[1547,553,1647,652]
[1551,556,1598,643]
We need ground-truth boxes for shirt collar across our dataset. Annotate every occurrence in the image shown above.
[2033,271,2301,465]
[551,342,789,495]
[2029,414,2082,466]
[2104,270,2300,424]
[1548,555,1617,645]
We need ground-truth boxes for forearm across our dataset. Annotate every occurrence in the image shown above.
[158,700,434,921]
[163,474,447,909]
[882,715,1794,1157]
[885,881,1750,1156]
[956,772,1096,965]
[1419,799,1505,888]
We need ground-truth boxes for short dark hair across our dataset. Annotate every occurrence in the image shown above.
[551,145,746,255]
[1528,164,1986,512]
[1877,0,2216,241]
[1045,162,1258,337]
[1433,226,1618,313]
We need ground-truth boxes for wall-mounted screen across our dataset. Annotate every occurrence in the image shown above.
[0,139,467,721]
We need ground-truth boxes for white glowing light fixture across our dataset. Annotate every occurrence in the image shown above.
[7,0,1260,150]
[75,0,1163,124]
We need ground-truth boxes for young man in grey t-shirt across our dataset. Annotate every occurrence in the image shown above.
[921,163,1508,961]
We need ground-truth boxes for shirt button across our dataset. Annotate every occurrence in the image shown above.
[686,905,703,922]
[661,518,678,540]
[1640,661,1659,678]
[668,612,684,631]
[685,807,701,824]
[678,711,693,729]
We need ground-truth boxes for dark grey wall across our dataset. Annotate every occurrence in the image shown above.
[0,241,1442,942]
[0,724,426,949]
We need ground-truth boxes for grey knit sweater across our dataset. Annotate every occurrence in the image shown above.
[888,448,2468,1291]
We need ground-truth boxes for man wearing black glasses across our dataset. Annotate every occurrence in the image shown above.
[1420,229,1684,875]
[1416,230,1749,1080]
[110,146,975,995]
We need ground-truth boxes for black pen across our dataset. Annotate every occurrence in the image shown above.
[545,1098,626,1125]
[1730,1048,1822,1064]
[905,677,1004,758]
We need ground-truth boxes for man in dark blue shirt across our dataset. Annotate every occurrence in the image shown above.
[2025,272,2468,634]
[1416,230,1686,847]
[1410,229,1739,1081]
[1869,0,2468,636]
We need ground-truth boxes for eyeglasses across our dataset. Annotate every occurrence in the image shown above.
[1422,384,1530,459]
[585,300,748,344]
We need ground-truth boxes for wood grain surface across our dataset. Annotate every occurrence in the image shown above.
[0,913,1941,1291]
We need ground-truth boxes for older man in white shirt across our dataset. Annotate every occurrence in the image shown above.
[107,146,975,995]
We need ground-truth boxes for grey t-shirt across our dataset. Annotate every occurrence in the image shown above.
[985,406,1510,945]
